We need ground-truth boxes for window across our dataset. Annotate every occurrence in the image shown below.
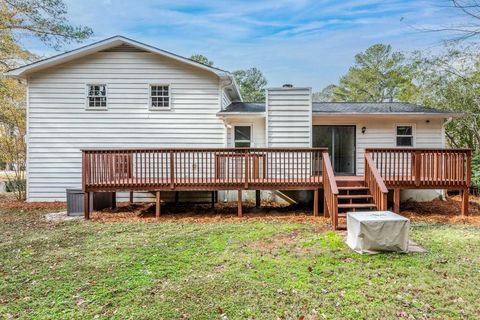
[87,84,107,108]
[150,85,170,109]
[396,125,414,147]
[234,125,251,147]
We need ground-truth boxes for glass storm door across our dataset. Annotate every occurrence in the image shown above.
[313,125,356,175]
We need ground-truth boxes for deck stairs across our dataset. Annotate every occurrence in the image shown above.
[334,176,380,229]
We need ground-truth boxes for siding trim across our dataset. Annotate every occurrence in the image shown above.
[26,80,30,201]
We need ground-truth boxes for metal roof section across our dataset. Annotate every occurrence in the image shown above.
[217,101,461,117]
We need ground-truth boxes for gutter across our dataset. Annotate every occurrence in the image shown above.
[216,112,266,117]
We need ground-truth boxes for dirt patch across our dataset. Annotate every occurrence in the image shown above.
[401,195,480,225]
[248,231,302,254]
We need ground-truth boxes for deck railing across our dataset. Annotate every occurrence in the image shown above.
[322,151,339,229]
[82,148,327,191]
[364,153,388,210]
[365,148,472,188]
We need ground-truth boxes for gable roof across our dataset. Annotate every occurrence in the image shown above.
[218,101,461,117]
[6,35,241,101]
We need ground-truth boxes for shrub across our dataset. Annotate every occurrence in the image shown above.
[471,153,480,188]
[5,179,26,193]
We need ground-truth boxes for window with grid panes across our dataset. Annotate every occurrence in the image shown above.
[150,85,170,108]
[87,84,107,108]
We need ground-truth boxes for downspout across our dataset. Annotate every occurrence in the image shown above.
[441,117,453,200]
[442,117,453,148]
[219,75,239,203]
[220,117,231,202]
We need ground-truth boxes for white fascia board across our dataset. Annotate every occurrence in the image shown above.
[6,35,231,79]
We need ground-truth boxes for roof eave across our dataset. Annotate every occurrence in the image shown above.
[216,112,266,117]
[313,112,463,118]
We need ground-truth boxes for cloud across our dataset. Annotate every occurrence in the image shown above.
[20,0,467,90]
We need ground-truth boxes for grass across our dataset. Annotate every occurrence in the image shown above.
[1,206,480,319]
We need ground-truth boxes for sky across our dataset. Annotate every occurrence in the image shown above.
[24,0,467,91]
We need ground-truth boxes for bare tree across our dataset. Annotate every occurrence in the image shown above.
[413,1,480,43]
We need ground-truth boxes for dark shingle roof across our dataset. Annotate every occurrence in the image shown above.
[312,102,449,114]
[219,102,265,113]
[218,102,457,115]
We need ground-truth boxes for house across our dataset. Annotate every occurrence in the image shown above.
[6,36,471,229]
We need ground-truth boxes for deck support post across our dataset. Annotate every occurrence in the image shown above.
[313,189,319,217]
[237,190,243,217]
[111,192,116,209]
[461,188,469,216]
[84,192,90,220]
[129,191,134,203]
[255,190,261,208]
[211,191,215,208]
[323,196,329,218]
[156,191,161,219]
[393,188,400,213]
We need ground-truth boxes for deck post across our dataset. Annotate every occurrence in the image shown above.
[129,191,134,203]
[156,191,161,219]
[323,196,329,218]
[255,190,261,208]
[237,190,243,217]
[111,192,116,209]
[393,188,400,213]
[461,188,469,216]
[414,150,422,187]
[313,189,319,217]
[211,191,215,209]
[84,192,90,220]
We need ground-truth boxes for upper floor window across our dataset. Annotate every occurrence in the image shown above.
[150,85,170,109]
[234,125,251,147]
[396,125,414,147]
[87,84,107,108]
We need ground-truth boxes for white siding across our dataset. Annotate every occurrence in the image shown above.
[312,116,444,175]
[221,89,232,109]
[266,88,312,147]
[225,117,266,147]
[27,50,225,201]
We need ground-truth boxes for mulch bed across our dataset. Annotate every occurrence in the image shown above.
[90,201,330,224]
[401,195,480,225]
[0,194,65,211]
[2,192,480,225]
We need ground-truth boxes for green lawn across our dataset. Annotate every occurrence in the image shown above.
[1,206,479,319]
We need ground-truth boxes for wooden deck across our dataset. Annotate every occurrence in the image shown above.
[82,147,472,228]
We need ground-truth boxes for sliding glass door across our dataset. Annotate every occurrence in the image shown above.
[313,125,356,175]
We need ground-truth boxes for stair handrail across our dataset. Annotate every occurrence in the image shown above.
[322,151,339,229]
[364,152,388,211]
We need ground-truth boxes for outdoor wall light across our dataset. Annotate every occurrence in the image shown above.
[361,126,367,134]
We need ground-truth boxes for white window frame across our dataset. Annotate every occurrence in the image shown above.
[85,83,108,110]
[395,123,415,147]
[149,84,171,110]
[232,124,253,148]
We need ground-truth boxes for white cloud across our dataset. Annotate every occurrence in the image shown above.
[19,0,470,90]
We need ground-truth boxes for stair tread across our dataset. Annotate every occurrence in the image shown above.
[338,194,373,199]
[338,203,377,209]
[338,186,368,190]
